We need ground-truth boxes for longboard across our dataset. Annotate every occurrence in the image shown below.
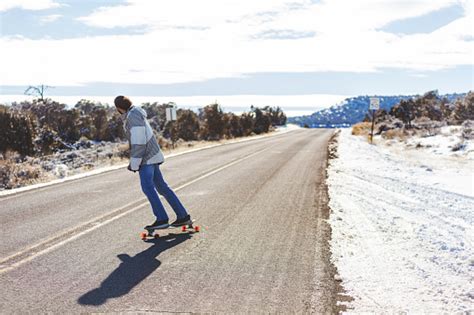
[140,219,200,240]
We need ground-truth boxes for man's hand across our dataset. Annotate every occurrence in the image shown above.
[127,164,138,173]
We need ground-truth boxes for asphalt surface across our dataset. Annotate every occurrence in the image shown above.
[0,128,340,313]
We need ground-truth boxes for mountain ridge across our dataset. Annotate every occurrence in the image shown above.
[288,92,466,128]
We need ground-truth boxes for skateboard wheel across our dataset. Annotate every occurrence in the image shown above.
[195,226,200,232]
[140,232,147,240]
[181,226,187,232]
[154,234,160,239]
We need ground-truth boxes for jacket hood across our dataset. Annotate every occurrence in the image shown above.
[127,105,148,119]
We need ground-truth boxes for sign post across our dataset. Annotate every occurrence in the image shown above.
[369,97,380,144]
[165,102,177,149]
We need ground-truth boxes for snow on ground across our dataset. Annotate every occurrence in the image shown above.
[403,125,474,158]
[328,128,474,313]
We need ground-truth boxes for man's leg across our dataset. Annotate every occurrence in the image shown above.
[139,164,169,221]
[152,164,189,219]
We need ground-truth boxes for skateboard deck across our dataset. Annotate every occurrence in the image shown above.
[140,219,200,240]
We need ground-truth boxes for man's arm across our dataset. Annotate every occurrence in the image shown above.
[128,111,147,171]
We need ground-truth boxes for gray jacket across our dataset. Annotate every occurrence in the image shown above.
[122,106,164,171]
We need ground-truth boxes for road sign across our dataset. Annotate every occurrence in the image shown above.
[368,97,380,144]
[369,97,380,110]
[166,106,177,122]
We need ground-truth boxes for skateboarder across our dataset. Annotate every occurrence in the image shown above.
[114,95,192,229]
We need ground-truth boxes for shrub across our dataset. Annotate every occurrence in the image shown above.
[199,104,225,140]
[117,143,130,159]
[0,107,36,157]
[251,106,272,134]
[382,128,408,140]
[452,92,474,123]
[176,109,200,141]
[352,122,372,136]
[0,158,43,190]
[461,120,474,140]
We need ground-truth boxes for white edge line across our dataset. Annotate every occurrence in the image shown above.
[0,128,297,198]
[0,202,148,274]
[0,198,146,264]
[0,147,269,274]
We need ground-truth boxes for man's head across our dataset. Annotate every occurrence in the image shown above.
[114,95,132,114]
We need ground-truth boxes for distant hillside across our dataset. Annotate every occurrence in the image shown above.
[288,93,466,128]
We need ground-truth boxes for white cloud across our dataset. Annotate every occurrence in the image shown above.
[0,0,472,86]
[77,0,297,29]
[39,14,62,24]
[0,0,61,12]
[77,0,461,31]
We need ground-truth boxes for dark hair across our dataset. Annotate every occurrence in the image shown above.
[114,95,132,110]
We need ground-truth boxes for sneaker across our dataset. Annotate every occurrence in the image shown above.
[144,219,169,230]
[171,215,191,227]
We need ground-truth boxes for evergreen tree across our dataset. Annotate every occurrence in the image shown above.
[92,107,108,141]
[453,92,474,123]
[104,112,126,141]
[390,99,416,128]
[0,107,36,157]
[227,113,243,137]
[176,109,200,141]
[199,104,225,140]
[142,102,168,131]
[251,106,272,134]
[240,112,255,136]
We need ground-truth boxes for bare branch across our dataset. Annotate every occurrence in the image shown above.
[24,85,54,102]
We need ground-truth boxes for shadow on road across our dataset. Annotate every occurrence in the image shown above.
[77,232,192,306]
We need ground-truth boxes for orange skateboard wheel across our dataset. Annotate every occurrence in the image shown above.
[181,226,187,232]
[195,226,200,232]
[140,232,147,240]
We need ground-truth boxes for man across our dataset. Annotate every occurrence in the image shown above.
[114,95,192,229]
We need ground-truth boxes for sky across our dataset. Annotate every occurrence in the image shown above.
[0,0,473,114]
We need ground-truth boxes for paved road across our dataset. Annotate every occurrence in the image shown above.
[0,129,340,313]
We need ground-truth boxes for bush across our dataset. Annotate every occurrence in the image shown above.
[412,117,444,137]
[176,109,200,141]
[355,91,473,144]
[0,107,36,157]
[451,141,466,152]
[251,106,272,134]
[116,143,130,159]
[382,128,408,140]
[199,104,225,140]
[1,98,288,161]
[0,158,43,190]
[389,99,416,128]
[452,92,474,123]
[352,122,372,136]
[461,120,474,140]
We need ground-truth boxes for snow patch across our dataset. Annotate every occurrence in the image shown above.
[52,164,69,178]
[402,125,474,157]
[328,128,473,313]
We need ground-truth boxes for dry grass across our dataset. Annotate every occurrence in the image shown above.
[382,128,408,140]
[351,122,372,136]
[0,159,46,190]
[116,143,130,158]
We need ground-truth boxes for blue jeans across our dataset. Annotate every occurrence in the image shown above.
[138,164,188,221]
